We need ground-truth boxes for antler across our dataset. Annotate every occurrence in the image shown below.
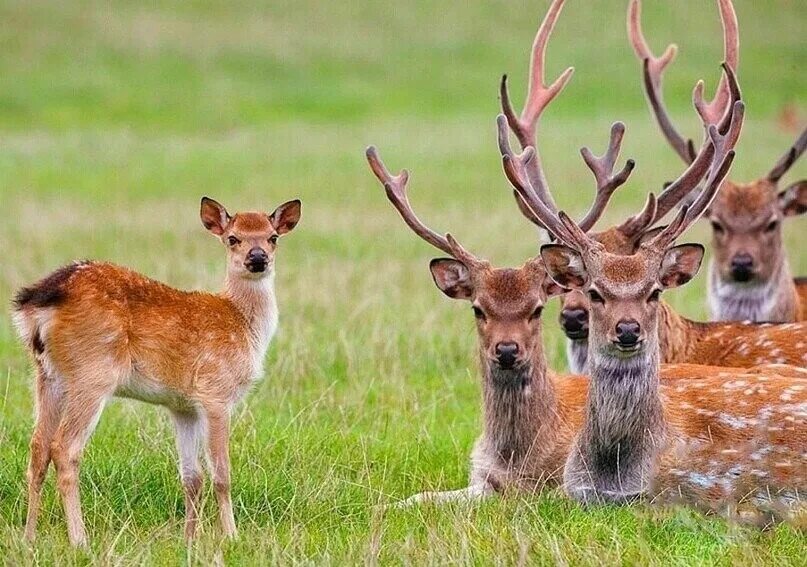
[497,115,580,247]
[767,126,807,183]
[366,146,480,266]
[500,0,574,212]
[577,122,636,231]
[644,100,745,250]
[628,0,739,164]
[648,63,741,224]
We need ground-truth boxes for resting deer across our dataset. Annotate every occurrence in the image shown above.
[629,0,807,323]
[503,93,806,523]
[498,0,806,374]
[12,197,301,546]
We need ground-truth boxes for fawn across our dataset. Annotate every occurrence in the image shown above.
[498,0,806,374]
[629,0,807,323]
[502,88,806,522]
[12,197,301,546]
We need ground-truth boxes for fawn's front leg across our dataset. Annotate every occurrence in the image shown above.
[204,406,237,538]
[171,410,204,540]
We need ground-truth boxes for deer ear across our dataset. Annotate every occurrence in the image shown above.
[540,244,587,290]
[200,197,231,235]
[543,278,567,298]
[269,199,302,235]
[659,244,704,289]
[429,258,474,300]
[778,180,807,217]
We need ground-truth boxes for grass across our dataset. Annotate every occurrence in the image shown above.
[0,0,805,563]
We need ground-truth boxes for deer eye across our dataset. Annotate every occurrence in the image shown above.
[710,221,724,235]
[227,236,241,246]
[472,306,486,321]
[648,289,662,303]
[269,234,279,244]
[530,306,543,321]
[588,290,605,304]
[764,220,779,233]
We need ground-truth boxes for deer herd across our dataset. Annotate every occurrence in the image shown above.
[10,0,806,549]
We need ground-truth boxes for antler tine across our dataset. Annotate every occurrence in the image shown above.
[694,61,741,135]
[646,101,744,248]
[365,146,477,262]
[497,118,578,246]
[617,192,658,236]
[767,126,807,183]
[651,65,742,222]
[691,0,739,127]
[629,0,696,164]
[577,122,637,232]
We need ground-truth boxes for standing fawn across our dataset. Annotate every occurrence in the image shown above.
[630,0,807,323]
[498,1,806,375]
[503,95,806,523]
[12,197,301,546]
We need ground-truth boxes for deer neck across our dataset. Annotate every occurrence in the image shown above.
[480,349,559,466]
[223,272,279,354]
[581,341,666,484]
[656,301,703,362]
[565,337,589,374]
[708,257,796,322]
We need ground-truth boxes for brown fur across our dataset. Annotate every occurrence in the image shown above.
[13,198,301,546]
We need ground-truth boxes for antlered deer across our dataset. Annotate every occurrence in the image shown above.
[629,0,807,323]
[366,145,586,503]
[497,0,807,374]
[502,95,807,523]
[12,197,301,546]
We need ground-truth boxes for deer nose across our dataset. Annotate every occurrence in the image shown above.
[730,253,754,282]
[245,247,269,272]
[495,342,519,368]
[560,308,588,338]
[615,319,641,347]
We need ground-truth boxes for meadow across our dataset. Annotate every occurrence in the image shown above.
[0,0,805,563]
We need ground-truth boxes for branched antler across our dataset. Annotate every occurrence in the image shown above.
[767,127,807,183]
[578,122,636,232]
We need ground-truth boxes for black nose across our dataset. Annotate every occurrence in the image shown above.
[245,247,268,272]
[495,342,519,368]
[730,253,754,282]
[615,319,641,347]
[560,308,588,338]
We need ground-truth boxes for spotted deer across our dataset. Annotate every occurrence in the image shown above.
[501,94,806,523]
[12,197,301,546]
[629,0,807,323]
[496,0,807,374]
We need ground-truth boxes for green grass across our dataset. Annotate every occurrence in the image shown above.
[0,0,805,563]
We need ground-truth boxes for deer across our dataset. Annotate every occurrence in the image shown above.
[501,88,807,524]
[497,0,807,375]
[629,0,807,323]
[12,196,301,547]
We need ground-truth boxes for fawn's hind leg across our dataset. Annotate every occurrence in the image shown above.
[24,364,65,542]
[171,410,204,540]
[50,388,110,547]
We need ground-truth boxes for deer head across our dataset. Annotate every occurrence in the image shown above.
[498,76,744,359]
[629,0,806,297]
[200,197,301,280]
[365,147,564,376]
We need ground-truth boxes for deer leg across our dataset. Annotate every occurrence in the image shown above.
[203,406,236,538]
[171,410,204,540]
[24,365,64,542]
[50,391,109,548]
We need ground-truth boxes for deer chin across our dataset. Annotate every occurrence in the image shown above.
[488,362,532,389]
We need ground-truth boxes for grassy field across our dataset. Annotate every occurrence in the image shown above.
[0,0,805,563]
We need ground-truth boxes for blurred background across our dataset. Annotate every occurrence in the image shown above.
[0,0,804,562]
